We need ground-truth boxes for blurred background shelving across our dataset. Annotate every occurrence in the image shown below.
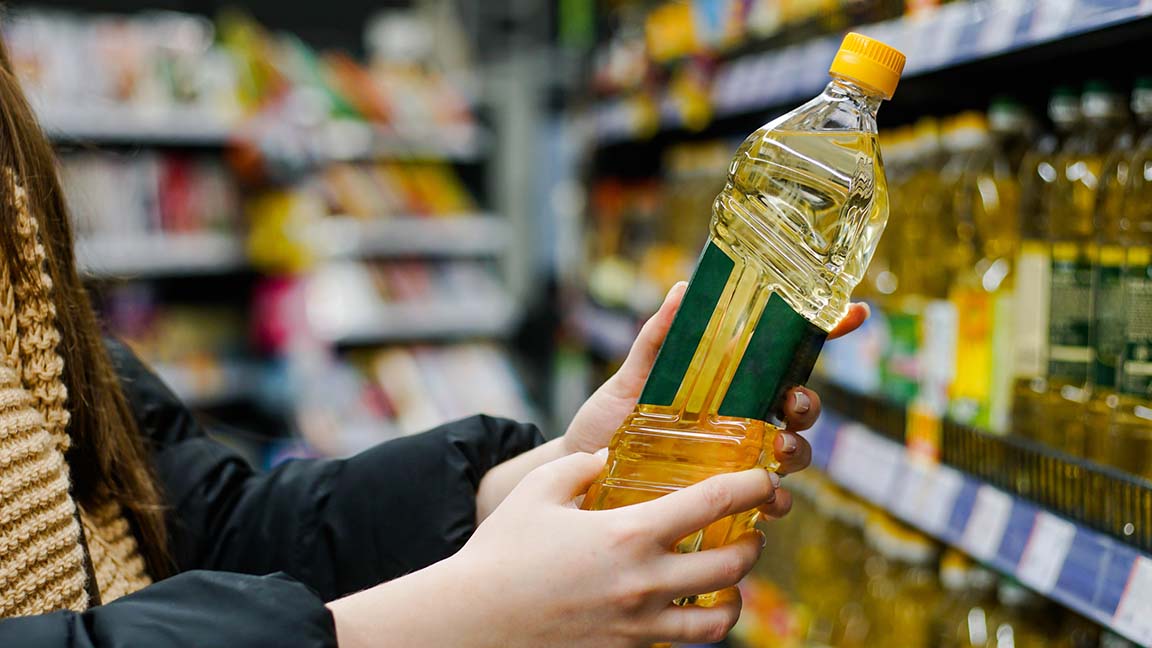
[18,0,1152,645]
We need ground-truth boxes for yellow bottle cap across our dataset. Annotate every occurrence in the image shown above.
[829,32,906,100]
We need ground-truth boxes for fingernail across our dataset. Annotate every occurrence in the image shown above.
[768,471,781,489]
[792,390,811,414]
[780,433,798,455]
[594,447,609,458]
[757,530,767,548]
[860,302,872,319]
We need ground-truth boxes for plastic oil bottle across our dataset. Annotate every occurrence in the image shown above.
[947,111,1021,432]
[1106,78,1152,477]
[1085,81,1145,463]
[1012,87,1081,442]
[882,119,951,404]
[582,32,905,583]
[1042,82,1128,456]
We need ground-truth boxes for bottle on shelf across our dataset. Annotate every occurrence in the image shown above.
[1012,87,1082,442]
[946,111,1021,433]
[581,32,906,597]
[1042,81,1128,457]
[1106,78,1152,478]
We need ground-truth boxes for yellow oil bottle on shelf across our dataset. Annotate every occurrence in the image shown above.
[1011,87,1081,441]
[1105,78,1152,478]
[1042,81,1128,456]
[946,111,1021,433]
[582,33,906,596]
[881,119,952,404]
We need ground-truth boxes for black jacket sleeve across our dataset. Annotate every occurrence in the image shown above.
[0,571,337,648]
[106,338,546,600]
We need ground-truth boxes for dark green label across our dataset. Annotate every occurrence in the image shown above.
[1093,263,1124,389]
[1047,255,1093,383]
[1121,264,1152,397]
[718,293,827,421]
[639,241,828,423]
[640,242,734,407]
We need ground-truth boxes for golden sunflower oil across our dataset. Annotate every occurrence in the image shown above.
[582,33,906,605]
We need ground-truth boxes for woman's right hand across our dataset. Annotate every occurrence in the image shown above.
[329,451,777,648]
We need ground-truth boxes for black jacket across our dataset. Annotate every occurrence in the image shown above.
[0,340,545,646]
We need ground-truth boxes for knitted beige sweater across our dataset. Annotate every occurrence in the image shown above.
[0,177,150,617]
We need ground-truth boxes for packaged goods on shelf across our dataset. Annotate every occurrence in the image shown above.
[304,259,514,345]
[294,343,532,456]
[816,78,1152,479]
[61,151,241,237]
[5,9,239,133]
[318,161,477,218]
[734,472,1107,648]
[593,0,1152,142]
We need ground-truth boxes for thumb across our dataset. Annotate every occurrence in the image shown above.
[613,281,687,395]
[522,449,609,504]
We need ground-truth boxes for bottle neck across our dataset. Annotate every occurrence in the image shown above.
[827,76,884,116]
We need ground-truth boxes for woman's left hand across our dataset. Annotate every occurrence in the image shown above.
[563,281,870,511]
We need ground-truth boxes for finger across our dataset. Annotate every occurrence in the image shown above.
[648,587,742,644]
[758,488,794,520]
[615,281,688,391]
[829,302,870,340]
[656,533,763,598]
[781,387,821,432]
[774,431,812,476]
[522,450,607,503]
[639,469,776,546]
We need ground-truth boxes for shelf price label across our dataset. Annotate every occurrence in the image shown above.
[827,424,902,505]
[920,465,965,536]
[1114,556,1152,645]
[960,485,1013,561]
[1017,512,1076,594]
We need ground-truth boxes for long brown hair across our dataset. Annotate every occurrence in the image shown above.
[0,36,170,577]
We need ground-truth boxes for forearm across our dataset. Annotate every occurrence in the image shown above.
[475,437,571,521]
[328,556,497,648]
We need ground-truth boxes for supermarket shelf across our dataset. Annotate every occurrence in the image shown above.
[807,386,1152,646]
[310,120,488,163]
[153,361,262,409]
[594,0,1152,144]
[311,299,517,346]
[76,232,248,278]
[309,215,509,259]
[37,104,236,147]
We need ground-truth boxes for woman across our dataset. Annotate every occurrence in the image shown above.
[0,35,866,646]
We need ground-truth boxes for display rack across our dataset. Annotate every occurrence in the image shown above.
[38,104,236,147]
[808,380,1152,646]
[76,232,248,279]
[308,214,508,260]
[593,0,1152,144]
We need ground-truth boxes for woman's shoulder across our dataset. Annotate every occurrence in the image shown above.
[103,337,202,446]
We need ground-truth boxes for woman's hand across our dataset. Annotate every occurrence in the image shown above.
[330,451,779,648]
[564,282,869,468]
[477,284,868,522]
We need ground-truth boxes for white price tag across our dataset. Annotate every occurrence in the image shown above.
[827,424,902,505]
[1113,556,1152,646]
[920,465,965,535]
[979,0,1028,53]
[889,460,930,523]
[1017,512,1076,594]
[1031,0,1077,40]
[960,485,1013,561]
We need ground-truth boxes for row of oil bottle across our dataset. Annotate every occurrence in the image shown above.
[823,77,1152,479]
[733,472,1132,648]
